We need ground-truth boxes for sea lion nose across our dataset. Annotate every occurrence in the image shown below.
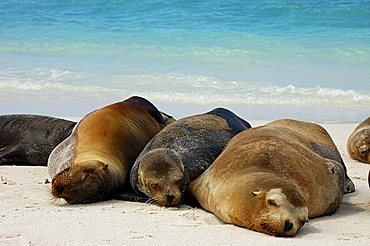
[284,220,294,232]
[166,194,174,204]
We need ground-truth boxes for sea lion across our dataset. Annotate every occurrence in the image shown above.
[129,108,251,207]
[189,119,353,237]
[347,116,370,164]
[48,96,174,204]
[0,115,76,166]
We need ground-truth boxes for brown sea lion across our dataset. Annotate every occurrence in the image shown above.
[47,96,174,204]
[0,115,76,166]
[189,119,353,237]
[347,116,370,164]
[128,108,251,207]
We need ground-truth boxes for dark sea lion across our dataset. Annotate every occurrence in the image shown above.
[189,119,353,237]
[0,115,76,166]
[347,116,370,164]
[129,108,251,207]
[47,96,174,204]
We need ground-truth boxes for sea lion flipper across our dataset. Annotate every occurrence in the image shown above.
[207,107,252,132]
[147,106,166,125]
[160,111,176,125]
[126,96,167,124]
[0,145,25,164]
[112,192,149,203]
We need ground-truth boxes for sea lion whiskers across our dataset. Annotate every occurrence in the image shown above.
[50,196,62,204]
[145,198,157,205]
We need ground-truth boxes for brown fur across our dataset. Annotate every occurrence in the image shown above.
[189,119,350,237]
[48,96,173,204]
[347,116,370,164]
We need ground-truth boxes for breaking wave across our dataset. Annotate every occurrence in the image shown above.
[0,68,369,108]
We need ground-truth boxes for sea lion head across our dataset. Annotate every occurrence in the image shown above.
[51,160,109,204]
[248,187,309,237]
[350,128,370,163]
[136,148,187,207]
[217,174,308,237]
[241,176,309,237]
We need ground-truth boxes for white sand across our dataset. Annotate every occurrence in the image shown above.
[0,122,369,246]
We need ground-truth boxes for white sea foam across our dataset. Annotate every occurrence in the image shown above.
[0,68,369,109]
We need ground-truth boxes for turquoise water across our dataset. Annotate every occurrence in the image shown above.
[0,0,369,122]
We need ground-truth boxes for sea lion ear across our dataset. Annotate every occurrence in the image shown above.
[252,190,261,196]
[103,163,108,171]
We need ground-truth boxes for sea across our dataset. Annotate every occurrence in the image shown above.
[0,0,369,122]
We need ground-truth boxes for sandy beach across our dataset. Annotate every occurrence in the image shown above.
[0,121,369,246]
[1,1,369,245]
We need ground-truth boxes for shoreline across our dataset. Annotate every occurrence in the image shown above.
[0,94,369,124]
[1,122,369,245]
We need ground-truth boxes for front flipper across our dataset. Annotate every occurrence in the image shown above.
[112,192,150,203]
[0,145,27,165]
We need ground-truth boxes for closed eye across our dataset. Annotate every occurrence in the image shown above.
[359,149,368,155]
[268,199,279,207]
[82,173,90,182]
[84,168,95,174]
[82,169,95,182]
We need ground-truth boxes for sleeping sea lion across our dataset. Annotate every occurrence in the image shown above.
[0,114,75,166]
[48,96,174,204]
[189,119,354,237]
[129,108,251,206]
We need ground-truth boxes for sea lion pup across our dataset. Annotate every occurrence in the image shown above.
[0,115,76,166]
[129,108,251,207]
[189,119,352,237]
[347,116,370,164]
[48,96,174,204]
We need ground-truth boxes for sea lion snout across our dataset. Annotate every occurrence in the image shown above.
[54,185,64,195]
[165,193,175,204]
[284,220,294,232]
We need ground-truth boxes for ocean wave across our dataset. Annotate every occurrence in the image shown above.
[0,69,369,108]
